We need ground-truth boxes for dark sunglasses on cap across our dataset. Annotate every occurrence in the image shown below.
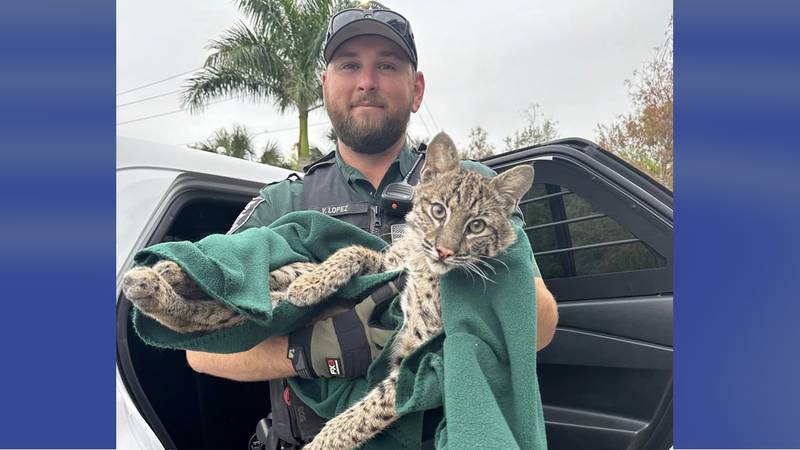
[325,8,418,66]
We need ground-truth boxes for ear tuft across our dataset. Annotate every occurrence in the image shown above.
[420,132,460,182]
[491,165,535,215]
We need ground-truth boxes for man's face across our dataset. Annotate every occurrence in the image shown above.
[323,35,425,154]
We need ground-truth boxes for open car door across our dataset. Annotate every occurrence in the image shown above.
[117,137,672,450]
[484,138,673,450]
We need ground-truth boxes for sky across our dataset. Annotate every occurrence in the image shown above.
[117,0,672,160]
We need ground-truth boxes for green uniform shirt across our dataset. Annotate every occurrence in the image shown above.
[236,144,540,276]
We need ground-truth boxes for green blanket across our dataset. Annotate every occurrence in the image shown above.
[132,211,546,449]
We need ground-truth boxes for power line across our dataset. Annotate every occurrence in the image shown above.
[413,110,432,137]
[423,101,441,131]
[116,68,201,96]
[182,121,331,146]
[251,121,330,138]
[116,96,241,126]
[116,89,183,108]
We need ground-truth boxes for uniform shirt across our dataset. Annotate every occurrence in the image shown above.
[232,144,540,276]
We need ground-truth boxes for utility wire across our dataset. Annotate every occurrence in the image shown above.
[251,121,330,138]
[414,110,432,137]
[116,89,183,108]
[116,96,241,126]
[116,68,201,96]
[182,121,330,146]
[423,101,441,131]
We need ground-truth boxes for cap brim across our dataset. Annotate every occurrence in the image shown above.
[324,19,416,66]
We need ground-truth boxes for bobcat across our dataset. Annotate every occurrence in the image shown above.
[122,131,534,450]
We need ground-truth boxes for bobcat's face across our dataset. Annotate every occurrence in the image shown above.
[406,170,519,274]
[404,132,534,275]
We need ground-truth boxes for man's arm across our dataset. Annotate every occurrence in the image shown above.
[186,335,296,382]
[535,277,558,351]
[187,278,558,381]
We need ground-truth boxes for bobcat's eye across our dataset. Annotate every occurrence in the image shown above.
[468,219,486,234]
[431,203,446,220]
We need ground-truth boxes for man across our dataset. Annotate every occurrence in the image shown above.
[187,2,557,388]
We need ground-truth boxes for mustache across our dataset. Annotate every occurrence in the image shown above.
[350,94,386,108]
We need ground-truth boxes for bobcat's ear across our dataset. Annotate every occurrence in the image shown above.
[491,165,535,216]
[420,132,460,182]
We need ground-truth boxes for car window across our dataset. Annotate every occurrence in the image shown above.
[520,183,666,279]
[494,156,672,301]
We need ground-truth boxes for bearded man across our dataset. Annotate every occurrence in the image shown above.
[185,5,557,447]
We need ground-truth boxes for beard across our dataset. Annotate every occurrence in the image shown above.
[326,95,411,155]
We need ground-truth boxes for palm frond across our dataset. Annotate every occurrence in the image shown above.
[183,0,347,120]
[205,22,288,81]
[182,66,289,113]
[235,0,292,37]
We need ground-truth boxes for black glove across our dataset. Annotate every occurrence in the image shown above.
[287,277,404,378]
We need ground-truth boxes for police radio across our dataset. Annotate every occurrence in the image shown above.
[380,143,426,217]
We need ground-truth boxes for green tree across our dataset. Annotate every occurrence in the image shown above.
[596,17,673,189]
[461,126,495,160]
[182,0,352,167]
[309,145,325,161]
[190,123,256,160]
[324,127,339,152]
[503,103,559,150]
[259,139,293,169]
[284,141,326,170]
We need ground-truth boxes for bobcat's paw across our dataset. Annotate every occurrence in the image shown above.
[153,260,204,298]
[286,272,330,307]
[269,261,318,290]
[122,267,162,304]
[269,290,287,309]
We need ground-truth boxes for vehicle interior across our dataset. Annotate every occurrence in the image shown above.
[117,193,266,450]
[117,139,673,450]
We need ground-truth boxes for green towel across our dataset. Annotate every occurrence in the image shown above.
[132,210,546,449]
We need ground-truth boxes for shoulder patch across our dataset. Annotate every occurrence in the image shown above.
[227,196,265,235]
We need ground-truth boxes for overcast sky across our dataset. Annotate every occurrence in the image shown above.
[117,0,672,159]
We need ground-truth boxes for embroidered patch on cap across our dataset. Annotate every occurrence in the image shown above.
[326,358,343,377]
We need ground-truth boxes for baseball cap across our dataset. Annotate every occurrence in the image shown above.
[323,6,418,69]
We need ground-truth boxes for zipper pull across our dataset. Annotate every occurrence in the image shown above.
[371,205,382,236]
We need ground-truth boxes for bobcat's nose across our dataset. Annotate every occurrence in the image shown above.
[435,245,454,260]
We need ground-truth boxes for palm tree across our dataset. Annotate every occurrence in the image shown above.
[182,0,352,166]
[190,123,256,160]
[260,139,293,169]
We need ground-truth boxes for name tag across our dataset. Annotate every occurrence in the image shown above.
[317,202,369,217]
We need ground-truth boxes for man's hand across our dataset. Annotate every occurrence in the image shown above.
[186,283,395,381]
[535,277,558,351]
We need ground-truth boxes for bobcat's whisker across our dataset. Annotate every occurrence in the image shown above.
[484,256,510,273]
[458,262,483,291]
[474,257,498,275]
[461,260,493,293]
[466,258,495,282]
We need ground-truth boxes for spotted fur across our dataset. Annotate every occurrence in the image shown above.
[284,131,534,450]
[121,260,316,333]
